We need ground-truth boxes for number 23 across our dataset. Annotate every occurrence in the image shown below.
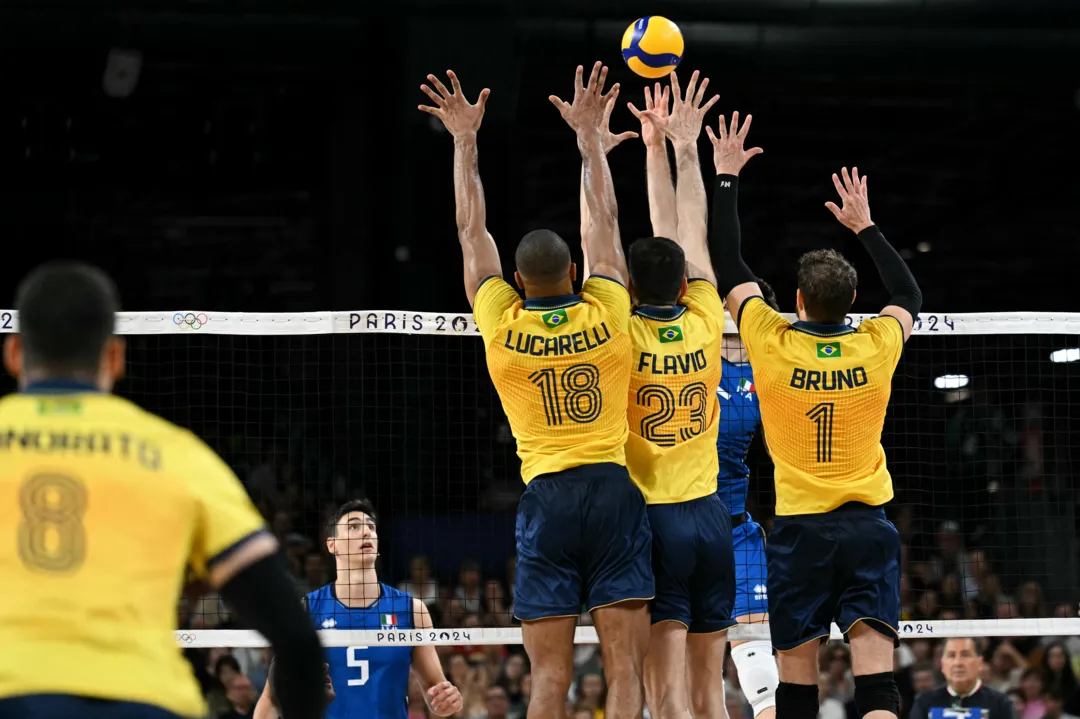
[347,646,369,686]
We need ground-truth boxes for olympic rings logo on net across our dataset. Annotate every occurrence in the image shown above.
[176,633,197,644]
[173,313,210,330]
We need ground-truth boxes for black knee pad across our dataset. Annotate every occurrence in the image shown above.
[854,672,900,718]
[776,681,819,719]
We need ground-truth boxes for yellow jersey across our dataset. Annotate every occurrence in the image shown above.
[737,298,905,515]
[625,280,725,504]
[0,382,268,718]
[473,275,633,483]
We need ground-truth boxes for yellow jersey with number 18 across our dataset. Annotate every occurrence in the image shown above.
[473,275,633,483]
[625,279,725,504]
[737,297,905,516]
[0,382,268,718]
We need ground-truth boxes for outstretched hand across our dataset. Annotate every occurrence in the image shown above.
[550,62,621,139]
[632,70,718,148]
[418,70,490,138]
[601,86,639,154]
[627,82,671,148]
[705,111,763,176]
[824,167,874,233]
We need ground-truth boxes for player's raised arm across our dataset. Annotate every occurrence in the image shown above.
[410,598,464,717]
[705,112,765,320]
[824,167,923,341]
[627,82,678,240]
[580,87,639,276]
[419,70,502,308]
[637,70,720,283]
[551,62,628,285]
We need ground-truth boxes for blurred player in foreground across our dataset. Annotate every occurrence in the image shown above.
[420,62,654,718]
[0,262,324,719]
[710,108,923,719]
[600,70,738,718]
[254,499,462,719]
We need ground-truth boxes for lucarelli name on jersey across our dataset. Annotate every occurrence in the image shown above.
[502,323,612,357]
[374,630,474,644]
[636,350,709,375]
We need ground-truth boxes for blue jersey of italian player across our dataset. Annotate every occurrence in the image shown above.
[307,583,414,719]
[716,357,770,618]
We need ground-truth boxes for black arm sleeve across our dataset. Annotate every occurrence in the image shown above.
[710,174,757,297]
[220,554,324,719]
[857,225,923,318]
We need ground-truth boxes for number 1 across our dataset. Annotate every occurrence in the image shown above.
[347,646,370,686]
[806,402,835,462]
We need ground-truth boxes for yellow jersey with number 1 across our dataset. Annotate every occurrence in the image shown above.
[737,297,905,516]
[625,279,725,504]
[0,382,268,718]
[473,275,633,483]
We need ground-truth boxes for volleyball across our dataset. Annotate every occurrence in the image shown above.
[621,16,684,79]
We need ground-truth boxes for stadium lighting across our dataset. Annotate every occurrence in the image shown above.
[1049,348,1080,363]
[934,374,970,389]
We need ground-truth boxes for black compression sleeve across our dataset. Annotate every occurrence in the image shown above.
[220,554,324,719]
[857,225,923,318]
[711,174,757,297]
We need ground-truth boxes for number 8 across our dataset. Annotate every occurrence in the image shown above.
[18,473,87,573]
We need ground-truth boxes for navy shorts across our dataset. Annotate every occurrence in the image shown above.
[648,492,736,634]
[766,503,900,651]
[514,463,654,621]
[0,695,184,719]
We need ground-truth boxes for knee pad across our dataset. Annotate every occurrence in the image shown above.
[776,681,819,719]
[854,672,900,718]
[731,641,779,716]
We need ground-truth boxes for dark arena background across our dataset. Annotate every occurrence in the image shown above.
[1,1,1079,718]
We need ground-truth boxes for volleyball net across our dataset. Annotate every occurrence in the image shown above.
[4,309,1077,647]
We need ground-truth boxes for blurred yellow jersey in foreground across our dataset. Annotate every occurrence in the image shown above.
[0,382,267,718]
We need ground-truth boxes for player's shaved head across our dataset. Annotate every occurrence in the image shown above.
[515,230,572,284]
[14,261,119,376]
[628,237,686,306]
[796,249,857,324]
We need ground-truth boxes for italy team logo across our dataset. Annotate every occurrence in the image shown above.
[816,341,841,358]
[381,614,398,627]
[542,309,568,329]
[658,325,683,343]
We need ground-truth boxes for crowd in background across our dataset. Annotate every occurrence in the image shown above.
[179,492,1080,719]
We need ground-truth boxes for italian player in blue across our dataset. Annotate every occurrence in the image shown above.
[717,278,782,719]
[253,500,462,719]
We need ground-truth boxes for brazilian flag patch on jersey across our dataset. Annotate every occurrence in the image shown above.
[658,325,684,343]
[542,309,568,329]
[816,341,841,358]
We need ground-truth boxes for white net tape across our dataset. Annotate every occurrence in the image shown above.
[5,309,1075,648]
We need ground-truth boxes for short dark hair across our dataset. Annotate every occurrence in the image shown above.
[912,661,935,675]
[796,249,857,323]
[16,261,119,375]
[756,277,779,312]
[515,230,571,284]
[628,237,685,306]
[213,654,241,678]
[325,498,377,539]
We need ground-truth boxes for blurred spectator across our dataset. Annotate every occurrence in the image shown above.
[484,580,512,627]
[1009,689,1027,717]
[911,662,938,695]
[498,653,528,711]
[456,560,484,615]
[205,653,241,717]
[480,685,512,719]
[817,672,846,719]
[572,672,606,716]
[408,679,429,719]
[987,640,1029,692]
[909,638,1013,719]
[1019,667,1047,719]
[1042,642,1080,715]
[1046,690,1080,719]
[399,555,441,610]
[219,674,256,719]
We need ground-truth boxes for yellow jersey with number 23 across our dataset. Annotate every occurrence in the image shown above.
[473,275,633,483]
[737,297,905,516]
[0,382,268,719]
[625,279,725,505]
